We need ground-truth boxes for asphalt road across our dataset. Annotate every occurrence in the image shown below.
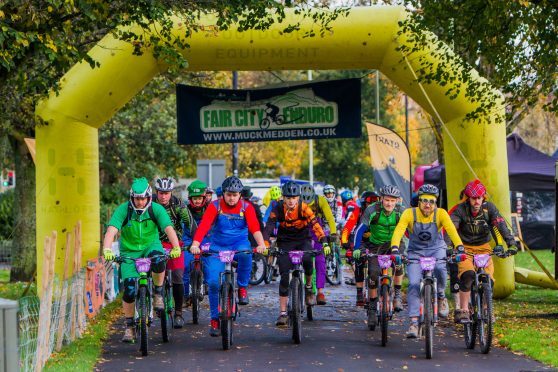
[96,273,553,372]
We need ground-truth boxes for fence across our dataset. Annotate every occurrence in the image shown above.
[0,240,11,270]
[8,222,118,372]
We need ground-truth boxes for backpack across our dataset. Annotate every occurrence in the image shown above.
[369,202,402,226]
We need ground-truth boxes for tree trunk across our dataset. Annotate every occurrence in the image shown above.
[9,136,36,282]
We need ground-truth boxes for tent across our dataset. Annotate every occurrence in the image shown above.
[424,133,556,249]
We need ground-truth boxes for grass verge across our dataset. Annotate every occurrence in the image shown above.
[493,250,558,366]
[44,298,122,372]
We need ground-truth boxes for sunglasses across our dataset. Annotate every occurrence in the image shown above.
[419,198,436,205]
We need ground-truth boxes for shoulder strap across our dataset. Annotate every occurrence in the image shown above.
[370,203,382,225]
[121,203,134,229]
[299,201,303,219]
[412,207,417,223]
[276,200,285,222]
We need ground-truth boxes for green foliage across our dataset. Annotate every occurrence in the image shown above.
[396,1,558,126]
[0,189,14,240]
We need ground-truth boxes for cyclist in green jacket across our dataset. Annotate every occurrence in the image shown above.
[102,178,182,343]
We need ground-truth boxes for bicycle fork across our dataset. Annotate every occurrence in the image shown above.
[419,275,439,324]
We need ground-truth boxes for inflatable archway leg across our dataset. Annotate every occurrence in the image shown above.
[36,120,100,285]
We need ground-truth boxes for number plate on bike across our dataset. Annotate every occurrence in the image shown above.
[419,256,436,271]
[135,258,152,273]
[473,254,490,268]
[378,255,393,269]
[288,251,304,265]
[218,251,236,263]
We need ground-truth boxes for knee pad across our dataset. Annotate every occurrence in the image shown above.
[147,251,166,273]
[460,270,475,292]
[122,278,137,303]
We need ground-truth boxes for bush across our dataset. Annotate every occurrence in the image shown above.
[0,189,14,240]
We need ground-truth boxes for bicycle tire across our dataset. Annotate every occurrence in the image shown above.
[264,257,275,284]
[220,282,233,350]
[380,284,389,346]
[191,270,200,325]
[479,283,493,354]
[306,304,313,321]
[249,254,266,285]
[464,297,476,349]
[290,276,302,344]
[260,117,271,130]
[139,286,149,356]
[367,301,377,331]
[326,253,341,286]
[424,283,434,359]
[161,278,173,342]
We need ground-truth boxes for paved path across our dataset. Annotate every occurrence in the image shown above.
[97,275,552,371]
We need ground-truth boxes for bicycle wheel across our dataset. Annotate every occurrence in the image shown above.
[380,284,390,346]
[367,301,377,331]
[161,278,173,342]
[424,284,434,359]
[289,277,302,344]
[190,270,200,325]
[220,283,234,350]
[464,297,477,349]
[264,257,275,284]
[479,282,493,354]
[306,304,313,321]
[326,253,341,285]
[260,117,271,130]
[138,286,149,356]
[249,254,266,285]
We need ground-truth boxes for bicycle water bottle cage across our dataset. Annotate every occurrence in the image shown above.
[419,257,436,271]
[473,254,490,268]
[135,258,152,273]
[219,251,236,263]
[201,243,211,252]
[378,255,393,269]
[288,251,304,265]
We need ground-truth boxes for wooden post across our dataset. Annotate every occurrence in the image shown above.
[69,223,79,341]
[75,221,86,335]
[55,232,72,351]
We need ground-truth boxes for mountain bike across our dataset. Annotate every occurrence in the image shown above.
[189,252,206,325]
[115,253,169,356]
[249,252,267,285]
[326,240,343,285]
[458,250,510,354]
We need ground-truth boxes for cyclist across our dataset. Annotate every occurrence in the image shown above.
[323,184,343,225]
[205,187,215,203]
[359,190,380,211]
[390,184,464,338]
[215,186,223,198]
[263,181,331,327]
[153,177,196,328]
[189,176,267,337]
[182,180,208,307]
[263,185,283,223]
[340,190,360,285]
[102,177,182,342]
[351,185,405,313]
[448,179,518,323]
[300,184,336,305]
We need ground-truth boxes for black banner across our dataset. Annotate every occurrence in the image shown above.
[177,78,361,145]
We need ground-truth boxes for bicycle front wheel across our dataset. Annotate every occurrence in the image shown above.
[380,284,390,346]
[424,284,434,359]
[191,270,201,325]
[161,277,173,342]
[220,283,234,350]
[479,282,493,354]
[264,257,275,284]
[249,254,266,285]
[289,276,302,344]
[464,297,477,349]
[138,286,149,356]
[326,253,341,286]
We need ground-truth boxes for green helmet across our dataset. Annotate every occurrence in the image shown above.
[270,186,282,201]
[188,180,207,197]
[129,177,152,214]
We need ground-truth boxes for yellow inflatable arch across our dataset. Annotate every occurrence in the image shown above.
[35,6,514,297]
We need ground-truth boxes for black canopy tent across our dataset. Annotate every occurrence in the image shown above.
[424,133,556,249]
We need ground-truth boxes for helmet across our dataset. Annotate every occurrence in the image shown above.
[463,179,487,198]
[380,185,401,198]
[418,184,439,198]
[154,177,175,192]
[323,184,336,195]
[281,181,301,197]
[205,187,214,195]
[215,186,223,197]
[222,176,243,193]
[360,190,380,205]
[129,177,152,214]
[269,186,282,201]
[187,180,207,197]
[300,184,315,204]
[241,186,253,199]
[340,190,353,203]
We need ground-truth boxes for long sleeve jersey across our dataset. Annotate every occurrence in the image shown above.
[391,207,463,248]
[193,199,261,243]
[263,201,325,243]
[309,195,337,235]
[341,200,361,244]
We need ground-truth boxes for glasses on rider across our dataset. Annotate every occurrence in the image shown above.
[419,198,436,205]
[324,192,335,197]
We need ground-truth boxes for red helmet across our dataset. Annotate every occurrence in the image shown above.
[464,179,487,198]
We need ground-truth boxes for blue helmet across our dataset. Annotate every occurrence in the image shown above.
[215,186,223,197]
[340,190,353,203]
[418,184,439,198]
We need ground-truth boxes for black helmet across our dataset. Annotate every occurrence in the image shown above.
[418,184,439,198]
[360,190,380,205]
[241,186,253,199]
[154,177,175,192]
[300,184,315,204]
[380,185,401,198]
[222,176,243,193]
[281,181,301,197]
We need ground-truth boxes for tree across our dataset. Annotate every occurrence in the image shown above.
[396,0,558,128]
[0,0,348,280]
